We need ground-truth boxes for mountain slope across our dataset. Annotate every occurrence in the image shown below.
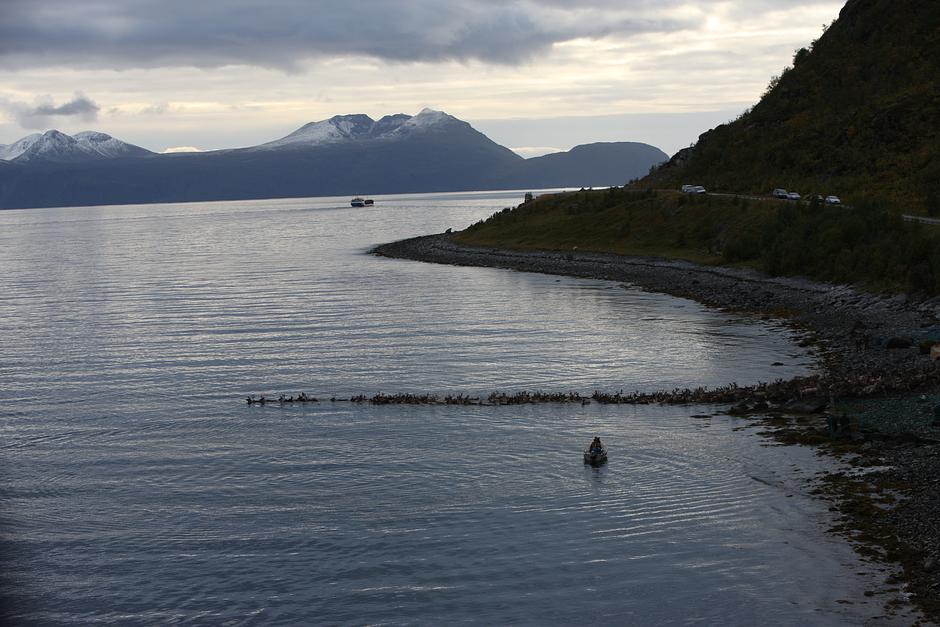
[499,142,667,189]
[455,0,940,293]
[644,0,940,212]
[0,130,153,163]
[0,110,667,208]
[0,133,41,160]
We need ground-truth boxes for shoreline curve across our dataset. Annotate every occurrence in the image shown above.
[373,232,939,385]
[372,231,940,621]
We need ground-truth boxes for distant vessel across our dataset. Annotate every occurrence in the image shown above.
[350,197,374,207]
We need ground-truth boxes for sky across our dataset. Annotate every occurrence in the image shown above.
[0,0,844,157]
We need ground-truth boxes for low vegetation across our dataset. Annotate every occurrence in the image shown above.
[457,189,940,295]
[641,0,940,214]
[461,1,940,294]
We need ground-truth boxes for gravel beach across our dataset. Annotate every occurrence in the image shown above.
[373,231,940,621]
[374,233,940,383]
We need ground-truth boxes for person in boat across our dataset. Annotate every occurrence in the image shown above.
[590,437,604,453]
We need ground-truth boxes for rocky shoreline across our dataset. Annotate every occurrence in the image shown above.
[373,233,940,381]
[372,231,940,621]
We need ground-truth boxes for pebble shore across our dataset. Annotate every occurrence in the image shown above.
[372,231,940,620]
[373,233,940,382]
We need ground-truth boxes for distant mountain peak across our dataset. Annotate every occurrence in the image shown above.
[391,108,461,135]
[6,130,76,162]
[410,108,452,125]
[0,133,42,161]
[324,114,375,138]
[260,108,464,150]
[0,129,152,163]
[0,112,668,209]
[371,113,411,136]
[264,115,375,148]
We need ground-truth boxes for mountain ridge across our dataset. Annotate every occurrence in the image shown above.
[0,109,507,160]
[0,130,153,163]
[254,109,473,150]
[0,109,666,209]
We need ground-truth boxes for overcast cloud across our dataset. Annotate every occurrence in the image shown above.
[0,0,845,153]
[0,92,100,129]
[0,0,835,69]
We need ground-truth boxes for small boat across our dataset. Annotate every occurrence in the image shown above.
[350,197,366,207]
[363,198,374,206]
[583,443,608,465]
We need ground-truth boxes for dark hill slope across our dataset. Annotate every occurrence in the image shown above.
[646,0,940,211]
[0,113,668,209]
[496,142,667,189]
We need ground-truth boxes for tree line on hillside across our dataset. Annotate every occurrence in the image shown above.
[462,189,940,295]
[725,198,940,294]
[643,0,939,215]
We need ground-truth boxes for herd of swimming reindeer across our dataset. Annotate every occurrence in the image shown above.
[246,391,592,406]
[246,366,939,409]
[246,387,774,408]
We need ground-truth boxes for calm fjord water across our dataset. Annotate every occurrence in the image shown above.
[0,192,892,624]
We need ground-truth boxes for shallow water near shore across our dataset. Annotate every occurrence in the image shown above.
[0,191,907,624]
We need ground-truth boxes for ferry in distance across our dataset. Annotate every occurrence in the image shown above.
[350,197,374,207]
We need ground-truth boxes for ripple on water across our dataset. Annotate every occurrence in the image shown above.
[0,194,888,626]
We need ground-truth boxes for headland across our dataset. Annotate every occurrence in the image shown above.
[373,230,940,620]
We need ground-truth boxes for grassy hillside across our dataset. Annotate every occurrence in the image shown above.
[643,0,940,213]
[456,1,940,294]
[458,189,940,294]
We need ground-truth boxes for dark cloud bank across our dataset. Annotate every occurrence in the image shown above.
[0,93,100,129]
[0,0,709,69]
[32,94,100,118]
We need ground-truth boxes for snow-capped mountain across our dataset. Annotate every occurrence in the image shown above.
[257,108,464,150]
[392,108,458,134]
[261,114,376,148]
[0,130,153,163]
[0,109,668,209]
[0,133,42,161]
[72,131,152,159]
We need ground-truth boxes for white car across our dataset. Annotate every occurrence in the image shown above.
[787,192,801,200]
[772,188,789,199]
[825,195,841,205]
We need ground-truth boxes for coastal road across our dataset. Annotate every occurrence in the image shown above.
[902,214,940,226]
[670,188,939,226]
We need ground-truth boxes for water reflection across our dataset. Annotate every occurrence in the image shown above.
[0,192,882,626]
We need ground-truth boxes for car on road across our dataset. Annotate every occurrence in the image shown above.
[772,188,789,199]
[787,191,801,201]
[825,195,841,205]
[681,185,706,194]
